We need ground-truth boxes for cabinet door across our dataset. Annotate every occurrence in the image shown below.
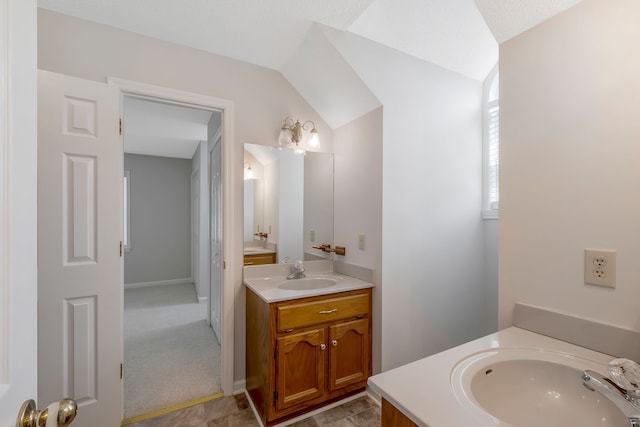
[276,328,326,410]
[329,318,370,391]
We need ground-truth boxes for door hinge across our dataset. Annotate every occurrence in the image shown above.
[120,363,123,379]
[223,261,226,270]
[119,118,123,135]
[120,241,123,257]
[273,390,278,403]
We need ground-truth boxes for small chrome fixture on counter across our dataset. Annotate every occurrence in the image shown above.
[279,117,320,150]
[312,244,346,256]
[287,260,306,279]
[583,358,640,426]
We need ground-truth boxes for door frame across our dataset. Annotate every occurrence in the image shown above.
[107,77,236,396]
[0,0,38,419]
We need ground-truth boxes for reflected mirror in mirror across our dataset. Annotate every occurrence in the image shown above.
[243,144,333,265]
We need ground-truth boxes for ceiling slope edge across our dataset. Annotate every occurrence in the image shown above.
[280,24,381,130]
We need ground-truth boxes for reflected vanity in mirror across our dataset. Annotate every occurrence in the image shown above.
[243,143,333,265]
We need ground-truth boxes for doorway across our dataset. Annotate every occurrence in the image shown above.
[111,78,235,420]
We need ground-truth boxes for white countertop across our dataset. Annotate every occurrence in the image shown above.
[243,260,374,303]
[368,327,615,427]
[243,246,276,255]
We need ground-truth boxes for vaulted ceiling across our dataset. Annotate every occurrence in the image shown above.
[38,0,584,157]
[37,0,583,81]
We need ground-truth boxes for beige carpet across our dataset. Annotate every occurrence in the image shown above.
[123,283,221,419]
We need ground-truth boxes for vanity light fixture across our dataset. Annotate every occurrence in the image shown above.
[279,117,320,150]
[244,163,254,180]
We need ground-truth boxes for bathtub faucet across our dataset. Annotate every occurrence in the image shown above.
[286,260,305,280]
[582,369,640,426]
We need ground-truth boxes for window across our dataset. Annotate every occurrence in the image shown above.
[123,170,131,251]
[483,68,499,219]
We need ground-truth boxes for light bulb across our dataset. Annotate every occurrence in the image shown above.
[245,165,254,180]
[308,128,320,148]
[278,127,290,146]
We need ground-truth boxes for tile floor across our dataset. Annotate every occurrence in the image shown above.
[127,394,380,427]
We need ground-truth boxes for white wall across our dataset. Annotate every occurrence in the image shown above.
[243,149,265,240]
[277,151,304,262]
[304,151,334,261]
[243,180,255,241]
[333,107,383,373]
[264,161,279,248]
[192,141,210,302]
[323,27,494,371]
[0,0,38,424]
[37,8,332,383]
[499,0,640,329]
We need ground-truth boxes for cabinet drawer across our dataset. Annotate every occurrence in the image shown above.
[244,253,276,265]
[277,293,369,332]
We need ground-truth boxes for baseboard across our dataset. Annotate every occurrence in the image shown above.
[365,386,381,406]
[244,389,265,427]
[233,380,246,395]
[271,392,367,427]
[124,278,193,289]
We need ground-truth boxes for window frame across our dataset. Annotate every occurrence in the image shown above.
[482,65,499,220]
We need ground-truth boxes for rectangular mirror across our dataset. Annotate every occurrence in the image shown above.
[243,144,333,265]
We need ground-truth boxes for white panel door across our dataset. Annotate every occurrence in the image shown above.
[192,170,200,291]
[210,138,222,340]
[38,70,122,427]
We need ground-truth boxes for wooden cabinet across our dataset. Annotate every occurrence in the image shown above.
[246,288,372,426]
[243,252,276,266]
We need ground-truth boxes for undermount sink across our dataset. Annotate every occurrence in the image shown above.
[451,348,627,426]
[278,277,337,290]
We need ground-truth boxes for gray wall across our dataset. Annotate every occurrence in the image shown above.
[124,153,192,285]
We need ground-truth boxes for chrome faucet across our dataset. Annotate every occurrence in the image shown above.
[286,260,305,280]
[583,370,640,425]
[583,358,640,426]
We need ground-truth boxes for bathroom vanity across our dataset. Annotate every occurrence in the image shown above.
[369,327,625,427]
[244,261,374,426]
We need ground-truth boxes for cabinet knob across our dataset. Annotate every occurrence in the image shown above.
[332,340,338,347]
[320,344,326,350]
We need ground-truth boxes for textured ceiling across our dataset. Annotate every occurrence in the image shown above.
[473,0,584,43]
[37,0,583,78]
[39,0,584,154]
[36,0,375,70]
[348,0,497,81]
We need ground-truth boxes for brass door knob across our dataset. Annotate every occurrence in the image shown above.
[16,398,78,427]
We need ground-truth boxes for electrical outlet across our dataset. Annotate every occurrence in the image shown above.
[358,234,365,250]
[584,249,616,288]
[310,229,315,242]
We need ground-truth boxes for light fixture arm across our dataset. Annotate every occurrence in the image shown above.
[280,117,319,148]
